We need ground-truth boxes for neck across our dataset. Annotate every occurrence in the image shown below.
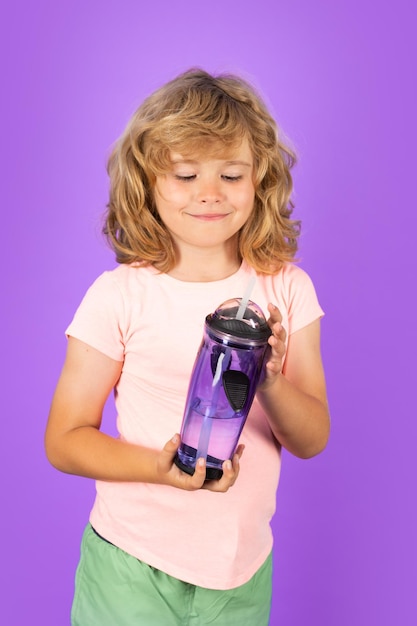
[167,246,241,283]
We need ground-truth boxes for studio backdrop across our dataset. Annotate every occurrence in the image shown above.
[1,1,416,624]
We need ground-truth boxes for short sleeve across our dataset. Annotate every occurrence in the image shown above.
[282,264,324,335]
[65,272,125,361]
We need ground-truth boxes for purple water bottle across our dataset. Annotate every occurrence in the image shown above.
[175,298,271,480]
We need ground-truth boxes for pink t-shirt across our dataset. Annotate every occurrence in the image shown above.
[66,260,324,589]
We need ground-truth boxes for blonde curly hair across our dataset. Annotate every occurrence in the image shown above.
[104,68,300,274]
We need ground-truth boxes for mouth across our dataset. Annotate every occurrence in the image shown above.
[187,213,230,221]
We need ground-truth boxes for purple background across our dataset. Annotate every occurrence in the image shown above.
[2,0,416,624]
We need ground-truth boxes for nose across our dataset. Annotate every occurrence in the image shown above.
[196,178,224,204]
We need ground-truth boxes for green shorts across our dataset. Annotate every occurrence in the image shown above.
[71,524,272,626]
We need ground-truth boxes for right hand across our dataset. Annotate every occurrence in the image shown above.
[156,434,245,492]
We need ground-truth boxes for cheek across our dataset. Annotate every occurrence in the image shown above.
[238,186,256,212]
[154,180,169,203]
[157,180,188,206]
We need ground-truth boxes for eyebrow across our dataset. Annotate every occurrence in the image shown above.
[171,159,252,167]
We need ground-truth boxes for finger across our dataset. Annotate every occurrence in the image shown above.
[221,457,240,488]
[201,443,245,492]
[204,457,240,493]
[158,434,181,472]
[188,457,207,488]
[219,444,245,481]
[268,318,286,343]
[265,357,282,376]
[274,323,286,343]
[164,433,181,454]
[234,443,245,461]
[268,333,286,359]
[267,302,282,323]
[264,336,285,377]
[171,455,207,491]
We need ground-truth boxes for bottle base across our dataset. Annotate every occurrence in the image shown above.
[174,454,224,481]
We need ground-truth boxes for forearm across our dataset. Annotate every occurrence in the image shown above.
[45,426,159,483]
[46,338,244,492]
[257,373,330,459]
[45,426,243,493]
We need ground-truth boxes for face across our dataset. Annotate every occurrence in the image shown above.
[153,138,255,259]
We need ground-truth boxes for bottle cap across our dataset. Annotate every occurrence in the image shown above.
[206,299,271,344]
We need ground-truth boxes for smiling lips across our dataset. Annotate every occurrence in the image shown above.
[188,213,230,221]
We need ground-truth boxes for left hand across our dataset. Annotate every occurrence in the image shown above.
[260,303,287,388]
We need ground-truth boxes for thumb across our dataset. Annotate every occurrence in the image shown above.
[159,434,181,469]
[166,433,181,451]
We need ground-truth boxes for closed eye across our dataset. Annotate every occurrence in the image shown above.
[175,175,196,182]
[222,175,243,182]
[174,174,243,182]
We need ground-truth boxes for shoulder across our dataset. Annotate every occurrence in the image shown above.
[85,263,156,298]
[66,264,156,360]
[279,262,321,301]
[255,262,318,298]
[71,264,147,325]
[279,262,316,287]
[256,263,324,335]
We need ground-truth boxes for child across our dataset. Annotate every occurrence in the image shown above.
[45,69,330,626]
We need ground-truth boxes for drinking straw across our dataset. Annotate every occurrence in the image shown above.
[196,353,225,462]
[236,275,257,320]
